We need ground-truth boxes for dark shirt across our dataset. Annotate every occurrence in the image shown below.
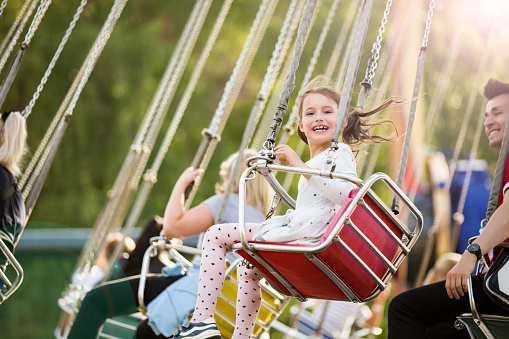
[0,165,25,250]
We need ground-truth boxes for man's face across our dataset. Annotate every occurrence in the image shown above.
[484,93,509,150]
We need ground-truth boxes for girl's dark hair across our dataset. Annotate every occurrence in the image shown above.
[296,76,399,151]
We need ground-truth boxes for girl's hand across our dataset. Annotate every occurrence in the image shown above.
[274,144,306,168]
[445,253,477,299]
[177,167,204,187]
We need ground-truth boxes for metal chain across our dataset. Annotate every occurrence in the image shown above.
[259,0,300,102]
[217,0,301,222]
[324,0,359,79]
[0,0,38,73]
[0,0,31,57]
[185,0,278,208]
[22,0,128,197]
[363,0,392,85]
[150,0,232,174]
[209,0,272,134]
[250,0,305,149]
[422,0,435,48]
[280,0,336,145]
[0,0,8,17]
[22,0,88,118]
[23,0,52,46]
[123,0,232,237]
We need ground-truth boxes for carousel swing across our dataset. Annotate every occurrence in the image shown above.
[0,0,90,306]
[56,0,213,332]
[230,0,437,304]
[129,1,294,338]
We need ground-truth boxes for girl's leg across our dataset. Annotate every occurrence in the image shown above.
[191,223,258,323]
[233,264,263,339]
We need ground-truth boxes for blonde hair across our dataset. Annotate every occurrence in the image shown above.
[0,111,27,176]
[296,76,398,152]
[215,149,273,214]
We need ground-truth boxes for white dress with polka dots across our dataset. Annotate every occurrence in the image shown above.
[253,144,357,245]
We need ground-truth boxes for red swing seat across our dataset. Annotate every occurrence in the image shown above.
[232,164,423,303]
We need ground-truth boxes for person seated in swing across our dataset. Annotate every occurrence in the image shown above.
[0,110,27,274]
[172,76,400,339]
[388,78,509,338]
[66,149,273,339]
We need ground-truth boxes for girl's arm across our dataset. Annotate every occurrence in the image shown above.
[445,192,509,299]
[274,144,357,205]
[163,168,215,239]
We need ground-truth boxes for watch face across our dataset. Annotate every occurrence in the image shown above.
[469,244,480,251]
[468,244,481,260]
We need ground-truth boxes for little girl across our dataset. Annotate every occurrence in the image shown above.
[173,77,397,339]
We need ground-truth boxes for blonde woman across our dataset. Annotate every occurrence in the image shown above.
[0,110,27,264]
[67,149,273,339]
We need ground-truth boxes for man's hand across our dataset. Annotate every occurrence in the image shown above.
[445,252,477,299]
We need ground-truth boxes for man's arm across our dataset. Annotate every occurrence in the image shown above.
[445,189,509,299]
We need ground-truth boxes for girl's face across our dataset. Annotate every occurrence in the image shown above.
[299,92,338,153]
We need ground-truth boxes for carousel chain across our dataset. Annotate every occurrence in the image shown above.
[217,0,302,222]
[250,0,306,150]
[324,0,359,79]
[21,0,128,198]
[0,0,38,73]
[65,0,127,117]
[0,0,8,17]
[22,0,88,118]
[149,0,233,175]
[185,0,278,209]
[0,0,31,57]
[22,0,52,46]
[422,0,435,48]
[363,0,392,85]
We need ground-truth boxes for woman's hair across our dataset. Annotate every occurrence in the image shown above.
[215,149,273,214]
[296,76,399,152]
[0,111,27,176]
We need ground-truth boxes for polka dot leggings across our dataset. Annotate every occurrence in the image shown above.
[191,223,262,339]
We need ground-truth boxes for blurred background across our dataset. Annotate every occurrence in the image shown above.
[1,0,509,338]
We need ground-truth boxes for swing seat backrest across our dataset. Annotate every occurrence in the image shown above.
[455,269,509,338]
[234,172,422,303]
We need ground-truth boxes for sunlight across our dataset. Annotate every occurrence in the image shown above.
[463,0,509,24]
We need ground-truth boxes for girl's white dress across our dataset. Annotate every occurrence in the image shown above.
[253,144,357,245]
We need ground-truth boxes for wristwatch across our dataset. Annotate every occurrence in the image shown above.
[466,243,482,261]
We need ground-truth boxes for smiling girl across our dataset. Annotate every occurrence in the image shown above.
[172,76,398,339]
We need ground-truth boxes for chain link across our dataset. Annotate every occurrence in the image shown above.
[23,0,52,45]
[22,0,88,118]
[0,0,8,17]
[422,0,435,47]
[363,0,392,85]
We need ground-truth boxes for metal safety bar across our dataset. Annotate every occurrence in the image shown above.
[233,157,423,303]
[0,237,23,305]
[137,235,200,313]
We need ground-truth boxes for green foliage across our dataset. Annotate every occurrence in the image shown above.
[0,0,508,338]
